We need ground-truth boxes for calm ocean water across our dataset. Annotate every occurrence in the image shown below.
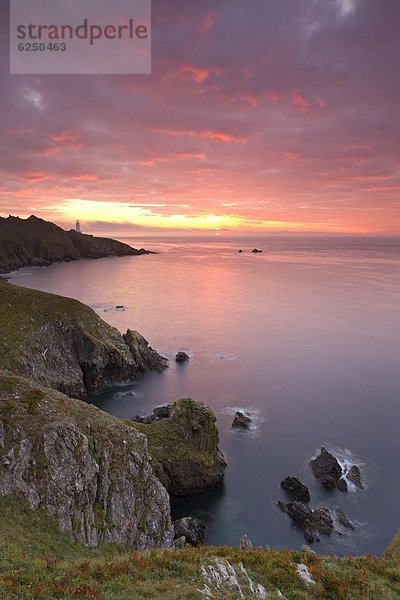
[8,235,400,556]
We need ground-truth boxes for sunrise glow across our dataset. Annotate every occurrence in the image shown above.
[1,1,400,235]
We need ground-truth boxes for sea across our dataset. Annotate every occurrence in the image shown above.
[7,234,400,556]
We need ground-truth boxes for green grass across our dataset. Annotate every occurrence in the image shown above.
[0,279,124,371]
[0,496,399,599]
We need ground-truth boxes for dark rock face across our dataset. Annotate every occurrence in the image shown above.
[336,509,355,531]
[132,399,227,497]
[283,501,334,542]
[322,476,337,490]
[346,465,364,489]
[175,352,190,363]
[337,478,348,492]
[123,330,168,375]
[173,517,206,547]
[277,501,287,513]
[310,447,342,487]
[232,411,252,430]
[132,405,172,424]
[238,250,244,253]
[0,215,152,273]
[286,501,313,526]
[0,373,174,550]
[251,248,263,253]
[280,477,311,502]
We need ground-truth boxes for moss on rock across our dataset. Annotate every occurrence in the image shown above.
[130,398,227,496]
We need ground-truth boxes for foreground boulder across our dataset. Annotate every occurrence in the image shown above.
[0,280,168,400]
[281,476,311,502]
[232,411,252,430]
[173,517,206,547]
[0,372,174,549]
[131,398,227,496]
[310,447,342,489]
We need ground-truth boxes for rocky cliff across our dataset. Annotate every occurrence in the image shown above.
[0,372,174,549]
[0,215,151,273]
[131,399,227,496]
[0,280,168,399]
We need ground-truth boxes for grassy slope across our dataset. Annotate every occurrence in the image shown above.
[0,496,399,599]
[0,279,121,371]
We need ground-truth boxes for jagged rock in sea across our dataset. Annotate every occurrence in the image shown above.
[280,476,311,502]
[346,465,364,489]
[175,351,190,363]
[0,280,168,400]
[131,398,227,497]
[173,516,207,547]
[337,477,348,492]
[251,248,263,253]
[232,411,252,429]
[0,372,174,549]
[310,447,342,489]
[0,215,152,273]
[283,501,334,543]
[336,508,355,531]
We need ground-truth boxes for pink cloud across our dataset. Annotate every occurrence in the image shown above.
[151,127,251,144]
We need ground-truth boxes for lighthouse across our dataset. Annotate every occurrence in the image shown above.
[75,220,81,233]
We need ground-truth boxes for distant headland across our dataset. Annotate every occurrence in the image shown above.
[0,215,152,273]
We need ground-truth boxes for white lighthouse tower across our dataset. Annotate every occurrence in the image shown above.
[75,220,81,233]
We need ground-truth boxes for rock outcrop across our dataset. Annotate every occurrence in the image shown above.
[132,405,172,424]
[279,499,355,543]
[131,398,227,497]
[281,501,334,543]
[173,516,206,547]
[175,352,190,363]
[0,215,152,273]
[123,330,168,374]
[310,447,343,490]
[346,465,364,489]
[280,476,311,502]
[232,411,252,430]
[0,372,174,549]
[0,280,168,400]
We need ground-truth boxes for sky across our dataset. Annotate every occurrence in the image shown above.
[0,0,400,236]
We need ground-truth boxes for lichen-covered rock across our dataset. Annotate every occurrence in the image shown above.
[131,398,227,497]
[0,280,168,399]
[0,372,174,549]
